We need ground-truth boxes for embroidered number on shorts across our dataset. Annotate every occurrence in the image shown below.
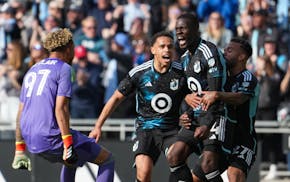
[233,145,254,166]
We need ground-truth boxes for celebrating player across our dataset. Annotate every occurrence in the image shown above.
[167,13,227,182]
[200,37,259,182]
[89,31,190,182]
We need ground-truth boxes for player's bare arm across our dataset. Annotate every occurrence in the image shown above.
[89,90,125,142]
[15,103,24,142]
[55,96,71,136]
[201,91,250,111]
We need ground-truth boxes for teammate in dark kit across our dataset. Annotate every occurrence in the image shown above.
[89,31,190,182]
[166,13,227,182]
[200,37,259,182]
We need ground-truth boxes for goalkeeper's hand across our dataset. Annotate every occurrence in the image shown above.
[12,141,31,171]
[62,134,78,167]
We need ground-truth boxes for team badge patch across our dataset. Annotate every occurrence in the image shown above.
[170,79,179,90]
[208,58,215,67]
[194,61,201,73]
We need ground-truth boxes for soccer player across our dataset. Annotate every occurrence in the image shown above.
[166,13,227,182]
[199,37,259,182]
[89,31,190,182]
[12,28,114,182]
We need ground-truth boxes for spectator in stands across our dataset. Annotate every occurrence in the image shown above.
[47,0,64,26]
[103,32,135,118]
[146,0,164,35]
[26,41,47,68]
[113,0,151,34]
[10,0,34,49]
[0,3,21,62]
[201,11,233,50]
[197,0,239,32]
[166,3,182,36]
[87,0,115,38]
[0,40,27,97]
[71,45,104,118]
[74,16,108,66]
[236,12,253,40]
[30,15,60,45]
[64,4,83,37]
[129,17,148,42]
[255,55,284,180]
[246,0,270,15]
[166,0,196,35]
[131,35,151,67]
[249,9,288,71]
[262,35,288,74]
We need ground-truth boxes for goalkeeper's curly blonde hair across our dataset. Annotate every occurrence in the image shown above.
[42,28,73,52]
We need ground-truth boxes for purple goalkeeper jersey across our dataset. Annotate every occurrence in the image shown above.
[20,58,72,153]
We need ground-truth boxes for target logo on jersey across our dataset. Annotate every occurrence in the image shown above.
[187,77,202,95]
[151,93,172,114]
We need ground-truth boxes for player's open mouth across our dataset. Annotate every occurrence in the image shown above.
[177,37,186,47]
[162,55,170,61]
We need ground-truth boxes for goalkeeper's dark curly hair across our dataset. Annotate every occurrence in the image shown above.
[42,28,73,52]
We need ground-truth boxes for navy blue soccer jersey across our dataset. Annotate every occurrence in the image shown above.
[224,69,259,153]
[118,60,189,130]
[181,39,226,126]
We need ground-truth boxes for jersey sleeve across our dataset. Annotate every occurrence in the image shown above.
[207,49,226,79]
[237,71,258,97]
[57,63,72,98]
[118,73,136,96]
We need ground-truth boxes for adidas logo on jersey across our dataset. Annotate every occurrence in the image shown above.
[145,82,152,87]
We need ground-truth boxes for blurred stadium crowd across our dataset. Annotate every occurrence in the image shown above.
[0,0,289,180]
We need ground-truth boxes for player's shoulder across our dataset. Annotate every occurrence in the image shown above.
[129,59,152,77]
[171,61,183,71]
[239,69,258,83]
[198,39,219,58]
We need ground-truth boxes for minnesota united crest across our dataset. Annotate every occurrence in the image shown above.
[194,61,201,73]
[170,79,179,90]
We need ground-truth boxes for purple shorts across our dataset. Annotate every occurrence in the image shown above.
[38,129,102,167]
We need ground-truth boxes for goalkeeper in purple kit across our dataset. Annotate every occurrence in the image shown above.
[12,28,114,182]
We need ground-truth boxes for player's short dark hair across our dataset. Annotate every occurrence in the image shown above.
[177,13,199,32]
[151,31,173,46]
[231,37,252,58]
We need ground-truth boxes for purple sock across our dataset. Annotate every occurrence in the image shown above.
[96,156,115,182]
[60,165,76,182]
